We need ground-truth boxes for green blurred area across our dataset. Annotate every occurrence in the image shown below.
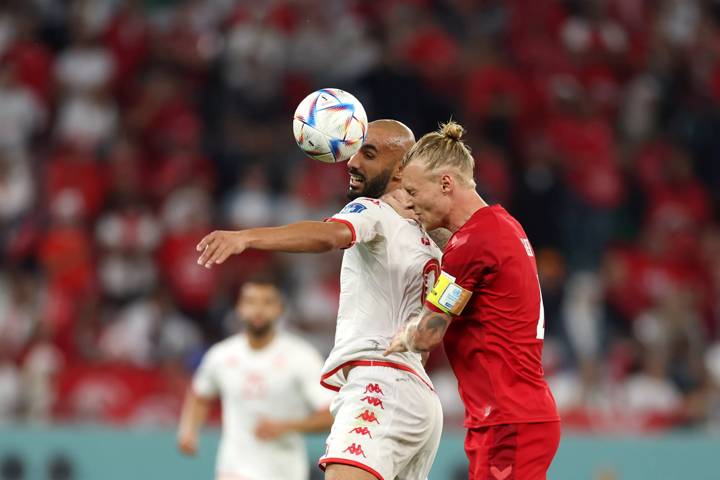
[1,426,718,480]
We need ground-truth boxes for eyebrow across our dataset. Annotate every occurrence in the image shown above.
[361,144,378,154]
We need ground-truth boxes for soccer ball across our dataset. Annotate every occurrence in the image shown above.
[293,88,368,163]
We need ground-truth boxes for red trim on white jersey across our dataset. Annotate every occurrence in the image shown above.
[319,457,385,480]
[320,360,434,392]
[324,217,356,248]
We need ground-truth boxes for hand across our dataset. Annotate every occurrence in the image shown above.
[177,432,198,456]
[383,326,410,356]
[381,189,417,221]
[255,418,289,441]
[196,230,248,268]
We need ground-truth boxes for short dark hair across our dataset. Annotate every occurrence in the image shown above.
[237,274,282,301]
[242,273,279,288]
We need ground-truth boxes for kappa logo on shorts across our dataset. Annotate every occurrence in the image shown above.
[490,465,513,480]
[363,383,384,395]
[348,427,373,438]
[360,396,384,409]
[355,410,380,423]
[343,443,367,458]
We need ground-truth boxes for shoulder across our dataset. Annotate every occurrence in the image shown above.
[443,217,496,264]
[448,207,506,248]
[338,197,383,215]
[445,206,520,262]
[204,335,244,361]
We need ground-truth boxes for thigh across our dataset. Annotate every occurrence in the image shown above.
[320,368,398,480]
[395,390,443,480]
[320,367,441,480]
[324,463,381,480]
[465,422,561,480]
[465,425,517,480]
[514,421,561,479]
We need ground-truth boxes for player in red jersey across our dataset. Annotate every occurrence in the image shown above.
[385,121,560,480]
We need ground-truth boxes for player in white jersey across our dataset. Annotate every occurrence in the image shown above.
[177,279,334,480]
[196,120,444,480]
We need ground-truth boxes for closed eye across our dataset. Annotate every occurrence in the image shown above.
[361,144,377,160]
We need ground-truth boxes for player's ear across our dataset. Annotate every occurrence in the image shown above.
[440,173,453,194]
[391,162,404,183]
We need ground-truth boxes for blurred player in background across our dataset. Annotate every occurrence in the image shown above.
[386,121,561,480]
[196,120,443,480]
[177,278,334,480]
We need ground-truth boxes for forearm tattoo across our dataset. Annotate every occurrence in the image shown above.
[412,313,449,352]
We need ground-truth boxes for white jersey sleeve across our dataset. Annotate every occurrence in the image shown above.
[325,197,384,246]
[295,343,335,411]
[192,347,220,398]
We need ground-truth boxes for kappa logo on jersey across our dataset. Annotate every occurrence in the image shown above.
[355,410,380,423]
[363,383,384,395]
[340,202,367,214]
[343,443,367,458]
[348,427,373,438]
[360,396,384,409]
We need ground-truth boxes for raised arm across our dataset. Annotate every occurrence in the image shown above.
[196,221,353,268]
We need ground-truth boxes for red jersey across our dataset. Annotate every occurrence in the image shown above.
[438,205,559,428]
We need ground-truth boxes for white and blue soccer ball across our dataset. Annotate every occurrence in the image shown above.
[293,88,368,163]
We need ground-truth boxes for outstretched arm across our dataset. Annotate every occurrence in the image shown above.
[196,221,352,268]
[384,306,453,355]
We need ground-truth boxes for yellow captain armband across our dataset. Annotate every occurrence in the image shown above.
[425,271,472,315]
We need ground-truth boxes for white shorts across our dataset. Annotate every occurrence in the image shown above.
[319,365,443,480]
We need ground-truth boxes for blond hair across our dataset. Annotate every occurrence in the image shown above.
[402,121,476,188]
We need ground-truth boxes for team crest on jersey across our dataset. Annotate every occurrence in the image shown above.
[340,202,367,214]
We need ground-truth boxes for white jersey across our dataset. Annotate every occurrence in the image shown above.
[192,333,334,480]
[321,197,442,391]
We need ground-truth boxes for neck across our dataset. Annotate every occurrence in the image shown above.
[383,178,401,195]
[446,189,488,232]
[246,328,276,350]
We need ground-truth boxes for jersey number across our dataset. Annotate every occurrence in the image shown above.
[536,276,545,340]
[421,259,441,307]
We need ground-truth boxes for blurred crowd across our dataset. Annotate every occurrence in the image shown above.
[0,0,719,432]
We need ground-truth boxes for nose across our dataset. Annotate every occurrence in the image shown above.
[347,151,361,170]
